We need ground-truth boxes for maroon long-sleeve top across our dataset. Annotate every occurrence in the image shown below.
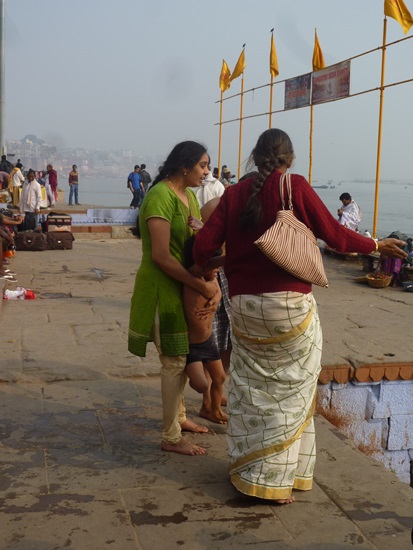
[193,170,376,298]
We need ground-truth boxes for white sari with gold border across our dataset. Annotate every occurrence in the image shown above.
[227,291,322,500]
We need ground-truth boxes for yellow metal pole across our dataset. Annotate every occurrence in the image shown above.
[237,74,244,181]
[217,90,223,180]
[373,18,387,239]
[309,104,314,185]
[269,75,274,128]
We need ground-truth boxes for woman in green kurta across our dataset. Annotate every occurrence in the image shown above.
[128,141,218,456]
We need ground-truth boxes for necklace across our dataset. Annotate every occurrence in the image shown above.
[167,179,177,193]
[167,179,189,204]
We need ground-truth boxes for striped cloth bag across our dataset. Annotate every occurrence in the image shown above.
[254,172,328,287]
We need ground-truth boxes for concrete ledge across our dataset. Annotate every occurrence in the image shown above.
[71,225,136,239]
[72,225,112,234]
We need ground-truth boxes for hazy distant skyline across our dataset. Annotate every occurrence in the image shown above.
[5,0,413,183]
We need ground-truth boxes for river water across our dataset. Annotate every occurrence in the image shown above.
[78,176,412,239]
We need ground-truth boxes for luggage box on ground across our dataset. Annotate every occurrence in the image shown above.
[46,231,75,250]
[15,231,48,251]
[47,212,72,232]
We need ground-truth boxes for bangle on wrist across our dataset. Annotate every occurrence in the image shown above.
[372,239,378,253]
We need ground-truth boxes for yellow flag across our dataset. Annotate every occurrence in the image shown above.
[312,32,326,72]
[384,0,413,34]
[230,48,246,82]
[270,35,279,78]
[219,60,231,92]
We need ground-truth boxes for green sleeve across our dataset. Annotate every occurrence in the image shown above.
[143,183,175,222]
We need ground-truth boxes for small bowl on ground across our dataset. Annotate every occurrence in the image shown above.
[366,272,392,288]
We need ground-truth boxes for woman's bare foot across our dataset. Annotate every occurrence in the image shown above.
[180,419,209,433]
[199,408,228,424]
[274,496,295,505]
[161,438,206,455]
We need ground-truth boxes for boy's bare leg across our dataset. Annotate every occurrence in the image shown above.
[220,347,232,407]
[185,362,209,393]
[200,360,228,424]
[199,369,212,418]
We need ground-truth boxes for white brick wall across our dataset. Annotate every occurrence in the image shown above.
[388,414,413,451]
[330,386,372,420]
[318,379,413,485]
[372,382,413,418]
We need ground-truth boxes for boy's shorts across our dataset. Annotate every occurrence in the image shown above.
[186,335,220,365]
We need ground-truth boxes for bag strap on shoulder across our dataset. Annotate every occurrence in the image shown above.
[279,172,293,211]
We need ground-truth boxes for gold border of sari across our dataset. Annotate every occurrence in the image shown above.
[230,474,313,500]
[231,303,313,345]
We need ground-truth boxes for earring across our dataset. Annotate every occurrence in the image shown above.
[183,171,187,176]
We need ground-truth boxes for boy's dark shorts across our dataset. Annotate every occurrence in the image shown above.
[186,335,220,365]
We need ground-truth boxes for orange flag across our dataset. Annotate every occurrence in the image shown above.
[270,34,279,78]
[312,31,326,72]
[219,60,231,92]
[230,48,246,82]
[384,0,413,34]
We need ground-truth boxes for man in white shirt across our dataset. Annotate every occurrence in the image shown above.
[193,171,225,208]
[337,192,362,232]
[18,169,42,231]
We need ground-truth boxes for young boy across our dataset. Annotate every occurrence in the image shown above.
[183,237,228,424]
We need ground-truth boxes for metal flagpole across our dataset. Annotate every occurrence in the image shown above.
[217,90,223,180]
[269,74,274,128]
[373,17,387,238]
[237,73,244,181]
[308,104,314,185]
[269,29,274,128]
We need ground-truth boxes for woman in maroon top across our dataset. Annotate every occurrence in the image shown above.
[193,128,406,504]
[47,164,58,205]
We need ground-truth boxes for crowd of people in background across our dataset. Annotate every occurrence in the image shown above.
[0,155,81,284]
[0,155,83,210]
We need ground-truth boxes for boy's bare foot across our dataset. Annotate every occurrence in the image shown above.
[274,496,295,505]
[180,419,209,433]
[161,438,206,455]
[199,408,228,424]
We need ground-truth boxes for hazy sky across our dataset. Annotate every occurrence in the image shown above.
[5,0,413,182]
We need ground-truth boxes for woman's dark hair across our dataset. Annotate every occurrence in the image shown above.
[130,214,141,239]
[238,170,258,183]
[240,129,295,231]
[151,141,207,187]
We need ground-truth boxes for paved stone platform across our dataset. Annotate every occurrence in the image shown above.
[0,240,411,549]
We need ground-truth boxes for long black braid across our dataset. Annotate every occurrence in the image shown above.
[240,129,295,232]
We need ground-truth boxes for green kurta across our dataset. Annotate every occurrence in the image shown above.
[128,181,201,357]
